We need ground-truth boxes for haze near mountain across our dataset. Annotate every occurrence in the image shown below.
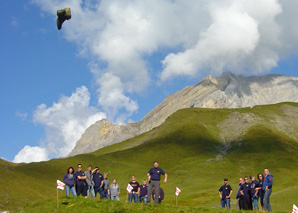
[69,72,298,156]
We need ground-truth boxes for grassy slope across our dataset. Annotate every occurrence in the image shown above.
[1,102,298,212]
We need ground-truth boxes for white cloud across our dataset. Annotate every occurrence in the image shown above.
[13,146,48,163]
[32,86,106,158]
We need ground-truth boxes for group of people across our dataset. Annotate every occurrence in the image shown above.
[62,164,120,200]
[218,168,273,212]
[62,161,167,204]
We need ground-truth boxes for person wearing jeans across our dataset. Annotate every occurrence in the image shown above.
[218,178,233,209]
[109,179,120,201]
[85,165,96,199]
[139,180,148,204]
[62,167,77,197]
[93,167,105,199]
[263,168,273,212]
[128,175,140,203]
[250,175,260,211]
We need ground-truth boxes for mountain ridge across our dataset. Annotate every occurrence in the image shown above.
[69,72,298,156]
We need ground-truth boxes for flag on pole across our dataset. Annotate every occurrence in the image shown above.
[127,184,133,193]
[293,204,298,213]
[57,180,65,190]
[175,187,181,196]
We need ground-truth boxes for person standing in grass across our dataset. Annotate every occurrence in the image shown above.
[250,175,260,211]
[63,167,77,197]
[236,177,244,210]
[85,165,96,199]
[263,168,273,212]
[240,176,252,210]
[128,175,140,203]
[218,178,233,209]
[109,179,120,201]
[147,161,167,204]
[257,173,265,209]
[139,180,148,203]
[103,172,110,199]
[93,166,105,199]
[75,164,87,198]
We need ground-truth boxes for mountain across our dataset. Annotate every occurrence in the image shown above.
[69,72,298,156]
[2,103,298,212]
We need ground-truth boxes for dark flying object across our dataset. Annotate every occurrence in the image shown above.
[56,7,71,30]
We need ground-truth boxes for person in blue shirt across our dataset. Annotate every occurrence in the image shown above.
[147,161,167,204]
[74,164,87,198]
[93,166,105,199]
[62,167,77,197]
[250,175,260,211]
[240,176,252,210]
[263,168,273,212]
[218,178,233,209]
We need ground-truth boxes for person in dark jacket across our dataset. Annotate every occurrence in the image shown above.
[263,168,273,212]
[236,177,244,210]
[152,187,164,203]
[93,166,105,199]
[257,173,265,209]
[240,176,252,210]
[139,179,148,203]
[250,175,260,211]
[74,164,87,197]
[62,167,77,197]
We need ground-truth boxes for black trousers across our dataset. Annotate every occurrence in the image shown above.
[238,196,245,210]
[243,196,252,210]
[76,184,87,196]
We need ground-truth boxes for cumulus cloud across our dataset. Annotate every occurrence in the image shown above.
[13,146,48,163]
[32,86,106,159]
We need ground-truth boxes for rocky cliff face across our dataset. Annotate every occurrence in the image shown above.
[68,72,298,156]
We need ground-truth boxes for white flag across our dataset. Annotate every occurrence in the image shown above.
[293,204,298,213]
[127,184,133,193]
[175,187,181,196]
[57,180,65,190]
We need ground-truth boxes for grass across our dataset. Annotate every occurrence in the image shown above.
[1,102,298,212]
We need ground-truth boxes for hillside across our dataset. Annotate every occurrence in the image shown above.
[69,72,298,156]
[1,103,298,212]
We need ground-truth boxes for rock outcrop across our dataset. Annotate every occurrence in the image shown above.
[68,72,298,156]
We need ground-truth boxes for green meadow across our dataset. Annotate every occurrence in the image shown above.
[1,103,298,212]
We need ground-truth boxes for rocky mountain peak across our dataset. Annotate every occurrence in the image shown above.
[68,73,298,156]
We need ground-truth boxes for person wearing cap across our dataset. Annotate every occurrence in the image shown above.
[147,161,167,204]
[240,176,252,210]
[250,175,260,211]
[263,168,273,212]
[236,177,244,210]
[218,178,233,209]
[85,165,96,199]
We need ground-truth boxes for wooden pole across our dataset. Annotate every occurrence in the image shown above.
[57,187,58,209]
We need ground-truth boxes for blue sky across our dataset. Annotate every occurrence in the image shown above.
[1,0,297,163]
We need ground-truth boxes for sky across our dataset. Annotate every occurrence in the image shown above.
[0,0,298,163]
